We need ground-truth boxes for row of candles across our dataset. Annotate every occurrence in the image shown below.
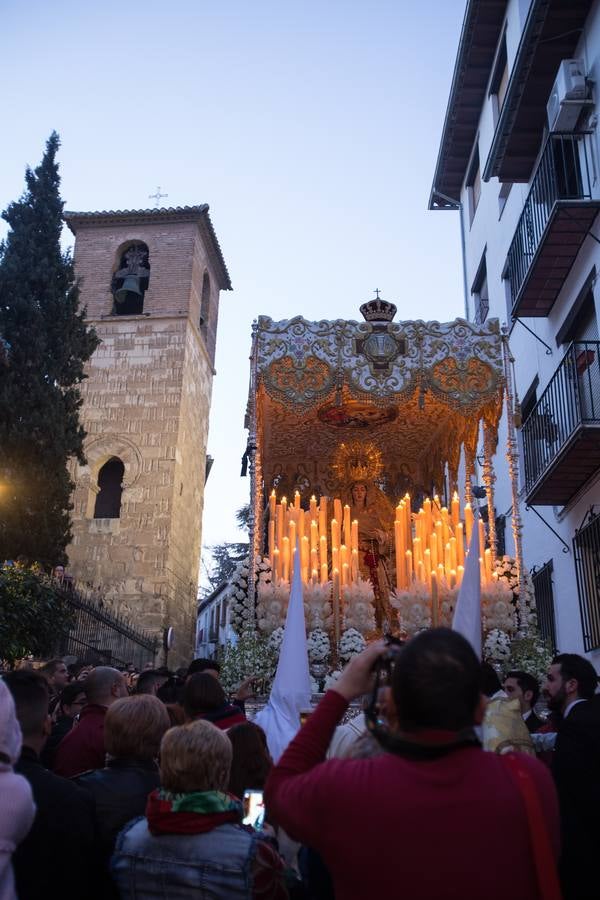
[266,489,497,603]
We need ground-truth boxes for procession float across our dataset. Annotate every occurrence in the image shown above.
[222,296,550,690]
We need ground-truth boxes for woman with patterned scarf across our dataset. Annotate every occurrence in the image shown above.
[111,719,288,899]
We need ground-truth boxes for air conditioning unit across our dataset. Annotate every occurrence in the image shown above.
[547,59,587,131]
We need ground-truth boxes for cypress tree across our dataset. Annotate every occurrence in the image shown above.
[0,132,99,569]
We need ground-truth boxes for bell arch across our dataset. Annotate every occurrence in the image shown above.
[111,241,150,315]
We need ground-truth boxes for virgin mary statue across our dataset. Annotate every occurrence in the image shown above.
[342,479,395,630]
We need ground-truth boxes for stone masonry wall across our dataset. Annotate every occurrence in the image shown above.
[67,216,220,665]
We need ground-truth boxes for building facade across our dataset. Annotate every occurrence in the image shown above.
[64,206,231,665]
[431,0,600,667]
[196,582,234,660]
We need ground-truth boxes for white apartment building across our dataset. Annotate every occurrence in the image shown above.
[195,582,233,659]
[430,0,600,667]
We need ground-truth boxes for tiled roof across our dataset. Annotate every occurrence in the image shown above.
[64,205,232,290]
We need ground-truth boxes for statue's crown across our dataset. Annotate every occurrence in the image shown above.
[360,296,397,323]
[348,459,370,481]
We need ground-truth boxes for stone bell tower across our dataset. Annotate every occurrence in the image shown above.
[64,206,231,663]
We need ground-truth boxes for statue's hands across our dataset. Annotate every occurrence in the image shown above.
[374,529,388,546]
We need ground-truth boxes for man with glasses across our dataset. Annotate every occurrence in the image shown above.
[41,683,86,769]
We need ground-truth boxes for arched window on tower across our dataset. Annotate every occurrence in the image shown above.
[93,457,125,518]
[200,271,211,334]
[111,243,150,315]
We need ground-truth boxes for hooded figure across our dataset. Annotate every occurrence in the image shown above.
[0,678,36,900]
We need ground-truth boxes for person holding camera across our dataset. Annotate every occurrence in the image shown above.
[265,628,560,900]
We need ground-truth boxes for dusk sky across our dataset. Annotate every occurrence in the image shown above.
[1,1,467,584]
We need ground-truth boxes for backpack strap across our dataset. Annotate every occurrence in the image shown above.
[501,753,561,900]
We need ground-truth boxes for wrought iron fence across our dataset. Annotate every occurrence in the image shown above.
[521,341,600,494]
[506,132,595,312]
[531,560,557,650]
[573,512,600,652]
[53,579,158,669]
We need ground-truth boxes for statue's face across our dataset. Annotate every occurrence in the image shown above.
[351,482,367,504]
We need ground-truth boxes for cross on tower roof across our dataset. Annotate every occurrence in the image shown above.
[374,288,381,299]
[148,186,168,209]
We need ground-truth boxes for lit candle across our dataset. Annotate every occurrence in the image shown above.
[444,541,452,575]
[320,562,328,584]
[319,496,328,539]
[438,563,445,588]
[331,517,340,550]
[302,535,310,582]
[332,568,341,645]
[431,571,438,627]
[351,519,359,553]
[310,494,317,520]
[405,549,413,584]
[342,561,350,587]
[451,491,460,531]
[294,490,301,509]
[464,503,473,546]
[456,523,465,567]
[417,559,425,585]
[334,498,343,529]
[351,547,359,581]
[319,534,327,569]
[289,519,296,560]
[423,497,432,537]
[269,489,276,522]
[273,547,280,583]
[441,507,450,545]
[297,508,305,542]
[312,568,319,585]
[424,547,432,585]
[343,504,351,547]
[395,520,403,590]
[282,536,290,582]
[450,536,457,572]
[276,503,284,554]
[268,519,275,569]
[404,495,412,554]
[281,496,288,518]
[340,544,348,573]
[457,564,464,587]
[332,545,340,573]
[310,519,318,554]
[479,556,486,587]
[484,548,493,584]
[413,536,422,568]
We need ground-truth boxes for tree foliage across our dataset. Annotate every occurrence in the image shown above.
[0,132,99,568]
[201,504,250,597]
[0,564,75,666]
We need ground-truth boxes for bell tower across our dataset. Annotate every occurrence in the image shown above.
[64,206,231,663]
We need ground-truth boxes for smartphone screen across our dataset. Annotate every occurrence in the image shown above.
[243,789,265,830]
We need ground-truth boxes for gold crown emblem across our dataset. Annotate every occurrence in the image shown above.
[348,460,371,481]
[360,292,397,323]
[332,440,384,486]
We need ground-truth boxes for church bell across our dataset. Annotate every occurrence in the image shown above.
[114,275,142,304]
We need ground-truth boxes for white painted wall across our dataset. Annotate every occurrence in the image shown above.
[455,0,600,668]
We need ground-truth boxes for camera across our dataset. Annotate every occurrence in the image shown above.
[365,636,404,737]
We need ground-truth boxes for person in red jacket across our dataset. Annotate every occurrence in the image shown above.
[266,628,560,900]
[54,666,128,777]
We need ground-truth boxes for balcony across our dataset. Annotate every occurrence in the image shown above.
[506,133,600,318]
[522,341,600,505]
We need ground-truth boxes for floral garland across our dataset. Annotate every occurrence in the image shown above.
[483,628,512,666]
[390,579,457,637]
[342,579,376,634]
[493,555,536,633]
[229,557,273,634]
[304,582,334,632]
[256,579,291,633]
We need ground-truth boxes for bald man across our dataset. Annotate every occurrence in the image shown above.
[54,666,128,777]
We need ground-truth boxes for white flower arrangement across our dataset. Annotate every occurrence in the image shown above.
[267,626,284,652]
[493,555,536,634]
[481,577,517,634]
[483,628,512,665]
[255,579,290,633]
[390,579,457,636]
[219,630,277,693]
[339,627,366,661]
[303,581,334,631]
[508,634,553,684]
[324,669,342,690]
[342,578,376,634]
[307,628,331,663]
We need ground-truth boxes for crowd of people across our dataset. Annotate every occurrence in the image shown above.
[1,630,599,900]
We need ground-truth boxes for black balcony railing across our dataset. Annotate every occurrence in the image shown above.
[506,133,596,314]
[522,341,600,496]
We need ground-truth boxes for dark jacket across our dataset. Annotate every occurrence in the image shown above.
[13,746,98,900]
[76,758,160,858]
[40,714,75,768]
[552,697,600,900]
[525,710,544,733]
[76,758,161,900]
[54,703,107,777]
[199,702,246,730]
